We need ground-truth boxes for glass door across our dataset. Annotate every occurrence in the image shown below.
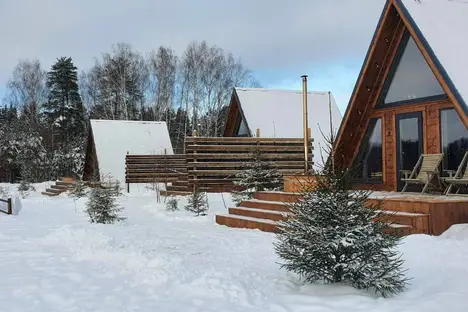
[396,112,423,191]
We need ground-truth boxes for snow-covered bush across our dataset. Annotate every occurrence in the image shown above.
[185,190,208,216]
[86,177,125,224]
[274,162,409,298]
[231,148,283,205]
[69,179,88,199]
[17,180,34,198]
[166,197,179,211]
[49,143,85,179]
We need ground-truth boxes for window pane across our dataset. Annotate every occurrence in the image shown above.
[383,36,445,104]
[237,119,249,136]
[354,118,383,182]
[440,109,468,171]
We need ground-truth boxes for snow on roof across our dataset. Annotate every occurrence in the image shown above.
[90,119,173,183]
[399,0,468,110]
[234,88,343,169]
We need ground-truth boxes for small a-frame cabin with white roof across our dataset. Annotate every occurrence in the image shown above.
[83,120,173,184]
[223,88,343,169]
[335,0,468,192]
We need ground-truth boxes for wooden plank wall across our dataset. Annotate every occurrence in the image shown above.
[125,154,187,184]
[186,137,313,190]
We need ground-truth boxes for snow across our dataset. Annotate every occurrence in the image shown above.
[399,0,468,108]
[89,120,173,184]
[1,185,468,311]
[368,191,468,201]
[234,88,343,169]
[440,224,468,240]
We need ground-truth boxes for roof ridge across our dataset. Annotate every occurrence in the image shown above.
[90,119,167,124]
[235,87,332,95]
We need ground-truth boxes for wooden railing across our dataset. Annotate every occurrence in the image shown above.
[125,154,187,184]
[186,137,313,190]
[0,198,12,215]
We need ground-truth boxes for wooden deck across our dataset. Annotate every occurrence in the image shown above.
[367,192,468,235]
[216,190,468,236]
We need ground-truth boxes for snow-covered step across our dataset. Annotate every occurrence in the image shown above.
[41,191,60,197]
[384,223,413,236]
[215,214,278,233]
[45,188,62,194]
[374,210,429,232]
[239,199,291,212]
[50,184,68,190]
[254,191,302,203]
[229,206,290,222]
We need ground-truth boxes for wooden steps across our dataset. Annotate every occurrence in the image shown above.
[228,206,289,222]
[41,178,75,197]
[216,191,431,235]
[215,214,278,233]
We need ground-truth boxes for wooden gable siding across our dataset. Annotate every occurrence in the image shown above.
[223,91,246,137]
[336,4,405,168]
[82,129,99,181]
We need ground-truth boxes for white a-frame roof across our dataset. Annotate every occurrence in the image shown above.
[233,88,343,169]
[88,119,173,183]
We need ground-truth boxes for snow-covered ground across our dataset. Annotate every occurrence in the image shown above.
[1,183,468,311]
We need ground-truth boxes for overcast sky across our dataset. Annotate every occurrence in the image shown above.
[0,0,385,113]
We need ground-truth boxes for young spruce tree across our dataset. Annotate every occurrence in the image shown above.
[86,179,125,224]
[274,139,408,298]
[185,190,209,216]
[166,197,179,211]
[231,148,283,205]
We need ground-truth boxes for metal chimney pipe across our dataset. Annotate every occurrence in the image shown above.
[302,75,309,173]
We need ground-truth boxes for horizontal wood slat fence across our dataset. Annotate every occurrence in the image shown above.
[125,154,187,184]
[186,137,313,190]
[125,137,314,193]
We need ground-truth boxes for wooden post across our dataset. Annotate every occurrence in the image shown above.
[192,136,198,194]
[126,151,130,193]
[256,128,260,138]
[7,198,12,215]
[164,148,168,197]
[302,75,309,173]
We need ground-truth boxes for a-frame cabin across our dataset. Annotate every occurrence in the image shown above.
[335,0,468,192]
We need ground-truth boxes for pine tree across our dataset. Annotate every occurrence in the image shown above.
[274,160,408,297]
[44,57,85,138]
[185,190,208,216]
[231,148,283,205]
[166,197,179,211]
[44,57,86,178]
[86,181,125,224]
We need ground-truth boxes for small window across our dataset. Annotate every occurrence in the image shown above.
[353,118,383,183]
[440,109,468,172]
[380,33,445,106]
[237,119,249,136]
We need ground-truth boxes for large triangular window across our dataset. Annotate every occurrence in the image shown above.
[380,32,446,106]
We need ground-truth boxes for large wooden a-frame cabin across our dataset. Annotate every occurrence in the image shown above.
[335,0,468,192]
